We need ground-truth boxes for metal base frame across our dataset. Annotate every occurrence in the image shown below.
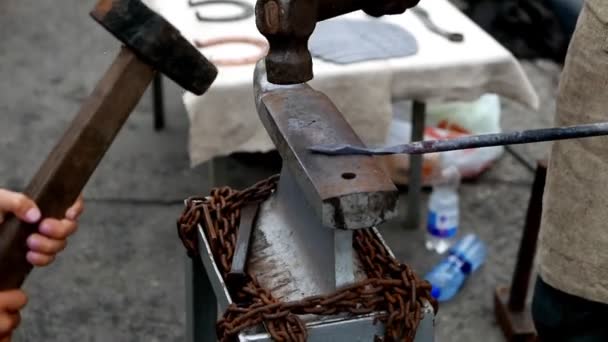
[494,287,537,342]
[186,203,436,341]
[186,255,218,342]
[185,163,435,341]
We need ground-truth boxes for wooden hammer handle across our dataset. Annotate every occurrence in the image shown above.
[0,48,155,290]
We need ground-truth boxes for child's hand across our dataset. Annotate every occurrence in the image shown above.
[0,190,83,341]
[0,189,84,266]
[0,290,27,341]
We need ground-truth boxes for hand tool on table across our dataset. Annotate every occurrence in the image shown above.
[411,6,464,42]
[194,37,269,66]
[309,122,608,156]
[188,0,255,22]
[0,0,217,290]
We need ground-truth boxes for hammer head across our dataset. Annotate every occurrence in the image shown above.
[363,0,421,17]
[257,0,420,85]
[91,0,217,95]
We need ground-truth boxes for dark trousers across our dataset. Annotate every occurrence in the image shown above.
[532,277,608,342]
[547,0,584,37]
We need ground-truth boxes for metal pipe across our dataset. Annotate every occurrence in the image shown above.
[508,161,546,311]
[309,122,608,156]
[405,101,426,230]
[153,74,165,131]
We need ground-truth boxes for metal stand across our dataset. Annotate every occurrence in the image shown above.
[190,195,437,341]
[185,62,435,341]
[186,159,219,342]
[185,254,218,342]
[406,101,426,229]
[153,74,165,131]
[495,161,546,342]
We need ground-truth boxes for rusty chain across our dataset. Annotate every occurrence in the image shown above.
[177,175,437,342]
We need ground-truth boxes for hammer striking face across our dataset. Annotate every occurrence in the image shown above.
[256,0,420,85]
[91,0,217,95]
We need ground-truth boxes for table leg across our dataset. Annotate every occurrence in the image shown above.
[405,101,426,229]
[186,254,218,342]
[153,74,165,131]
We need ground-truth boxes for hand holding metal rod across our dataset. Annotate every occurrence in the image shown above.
[309,122,608,156]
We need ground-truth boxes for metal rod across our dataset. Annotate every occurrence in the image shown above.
[309,122,608,156]
[505,145,536,173]
[226,203,259,291]
[508,161,546,311]
[153,74,165,131]
[405,101,426,230]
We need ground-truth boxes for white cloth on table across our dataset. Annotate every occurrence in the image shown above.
[145,0,539,167]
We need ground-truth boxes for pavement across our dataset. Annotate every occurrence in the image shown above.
[0,1,560,341]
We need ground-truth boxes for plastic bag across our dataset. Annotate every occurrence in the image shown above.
[379,94,504,185]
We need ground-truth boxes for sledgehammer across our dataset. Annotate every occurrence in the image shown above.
[0,0,217,290]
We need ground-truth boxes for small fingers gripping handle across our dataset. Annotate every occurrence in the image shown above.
[0,184,80,290]
[0,215,37,290]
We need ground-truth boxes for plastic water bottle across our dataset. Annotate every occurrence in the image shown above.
[425,166,461,254]
[425,234,487,302]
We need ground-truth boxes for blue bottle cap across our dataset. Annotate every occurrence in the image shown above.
[431,286,441,299]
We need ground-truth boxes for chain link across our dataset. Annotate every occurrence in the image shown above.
[177,175,437,342]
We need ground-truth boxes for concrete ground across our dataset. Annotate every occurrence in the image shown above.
[0,1,560,341]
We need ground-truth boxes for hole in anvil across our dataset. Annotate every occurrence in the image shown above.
[342,172,357,180]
